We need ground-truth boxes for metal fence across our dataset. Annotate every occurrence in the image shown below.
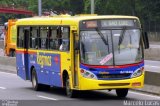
[143,21,160,42]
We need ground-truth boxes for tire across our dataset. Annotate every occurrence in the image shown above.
[12,50,15,57]
[31,69,42,91]
[65,76,76,98]
[9,50,13,57]
[31,68,50,91]
[116,88,128,98]
[9,50,15,57]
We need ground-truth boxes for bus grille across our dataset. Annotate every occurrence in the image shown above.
[99,83,130,86]
[97,73,131,79]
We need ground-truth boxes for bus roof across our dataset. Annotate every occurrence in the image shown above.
[16,15,140,26]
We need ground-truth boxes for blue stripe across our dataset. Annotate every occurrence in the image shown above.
[80,62,144,80]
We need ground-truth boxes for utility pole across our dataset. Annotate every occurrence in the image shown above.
[38,0,42,16]
[131,0,135,16]
[91,0,95,14]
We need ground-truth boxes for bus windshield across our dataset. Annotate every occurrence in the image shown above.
[80,28,143,65]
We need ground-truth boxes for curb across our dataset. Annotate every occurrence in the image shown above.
[133,84,160,96]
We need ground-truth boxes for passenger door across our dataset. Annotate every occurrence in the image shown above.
[16,27,30,80]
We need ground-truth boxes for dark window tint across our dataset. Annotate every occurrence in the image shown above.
[30,27,38,49]
[17,27,24,48]
[39,26,48,49]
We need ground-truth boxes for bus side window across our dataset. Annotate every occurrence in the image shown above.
[49,26,70,51]
[39,26,48,49]
[30,27,38,49]
[59,27,70,51]
[17,27,24,48]
[49,27,57,50]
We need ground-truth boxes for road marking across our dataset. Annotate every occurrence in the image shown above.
[0,87,6,90]
[129,91,160,99]
[37,95,58,100]
[145,65,160,68]
[150,66,160,68]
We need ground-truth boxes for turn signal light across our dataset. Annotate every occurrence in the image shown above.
[132,82,141,86]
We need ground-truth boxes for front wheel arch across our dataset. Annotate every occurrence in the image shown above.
[62,70,76,98]
[30,66,35,81]
[62,70,68,87]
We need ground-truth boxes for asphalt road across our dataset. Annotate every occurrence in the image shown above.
[0,70,160,106]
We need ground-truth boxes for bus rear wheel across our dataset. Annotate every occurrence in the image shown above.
[31,68,50,91]
[65,76,76,98]
[31,69,42,91]
[116,88,128,98]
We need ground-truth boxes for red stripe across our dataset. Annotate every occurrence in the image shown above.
[81,60,144,69]
[16,50,36,54]
[16,50,27,54]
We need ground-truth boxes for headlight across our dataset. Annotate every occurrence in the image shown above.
[131,67,144,78]
[80,69,98,79]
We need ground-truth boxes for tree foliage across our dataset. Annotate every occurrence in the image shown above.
[0,0,160,23]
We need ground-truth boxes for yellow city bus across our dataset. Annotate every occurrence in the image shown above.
[4,19,17,57]
[16,15,149,98]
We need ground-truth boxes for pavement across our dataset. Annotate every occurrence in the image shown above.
[0,64,16,74]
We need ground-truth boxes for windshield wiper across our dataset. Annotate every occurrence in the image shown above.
[118,26,126,53]
[95,28,108,45]
[95,28,110,53]
[118,26,126,46]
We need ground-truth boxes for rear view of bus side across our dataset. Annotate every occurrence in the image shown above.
[16,15,149,98]
[4,19,17,57]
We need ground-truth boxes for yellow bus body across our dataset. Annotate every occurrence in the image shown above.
[16,15,144,91]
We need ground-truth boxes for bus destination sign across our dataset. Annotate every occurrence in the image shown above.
[101,20,135,27]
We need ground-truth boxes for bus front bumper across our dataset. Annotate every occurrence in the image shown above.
[78,74,144,90]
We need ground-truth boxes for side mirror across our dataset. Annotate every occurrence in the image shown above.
[143,32,149,49]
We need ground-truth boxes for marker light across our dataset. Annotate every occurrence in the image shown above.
[80,69,97,79]
[80,69,84,73]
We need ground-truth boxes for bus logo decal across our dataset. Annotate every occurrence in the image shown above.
[37,52,52,67]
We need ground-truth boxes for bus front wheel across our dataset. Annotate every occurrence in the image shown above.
[65,76,76,98]
[116,88,128,98]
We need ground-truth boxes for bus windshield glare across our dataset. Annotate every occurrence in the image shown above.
[80,28,143,65]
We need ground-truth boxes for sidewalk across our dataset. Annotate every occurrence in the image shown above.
[150,41,160,45]
[0,64,16,74]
